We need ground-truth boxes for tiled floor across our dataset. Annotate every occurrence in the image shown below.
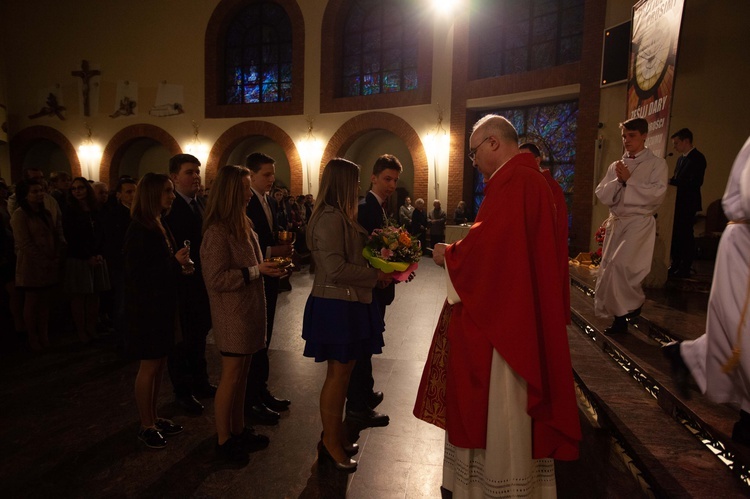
[0,256,722,498]
[1,259,448,498]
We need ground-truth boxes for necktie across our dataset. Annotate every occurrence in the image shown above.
[189,198,201,217]
[261,195,273,229]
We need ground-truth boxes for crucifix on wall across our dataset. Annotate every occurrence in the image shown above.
[71,60,101,117]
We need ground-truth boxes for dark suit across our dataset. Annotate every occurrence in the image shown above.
[669,148,707,272]
[347,192,394,411]
[164,194,212,396]
[245,190,280,403]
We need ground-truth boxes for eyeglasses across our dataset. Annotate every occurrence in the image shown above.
[468,136,491,161]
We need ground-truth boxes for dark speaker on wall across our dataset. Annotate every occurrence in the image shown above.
[601,20,631,87]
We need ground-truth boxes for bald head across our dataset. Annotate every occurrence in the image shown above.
[469,114,521,181]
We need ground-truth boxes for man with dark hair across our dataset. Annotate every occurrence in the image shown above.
[347,153,403,428]
[165,153,215,415]
[519,142,570,324]
[669,128,707,278]
[595,118,667,335]
[244,152,293,425]
[102,177,137,348]
[49,171,71,207]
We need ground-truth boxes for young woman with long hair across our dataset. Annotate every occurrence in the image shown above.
[62,177,109,344]
[201,164,285,462]
[302,158,392,472]
[124,173,190,449]
[9,178,65,350]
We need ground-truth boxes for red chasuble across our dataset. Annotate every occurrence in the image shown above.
[542,168,571,324]
[443,153,580,460]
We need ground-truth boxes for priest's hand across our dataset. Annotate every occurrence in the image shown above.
[432,243,448,267]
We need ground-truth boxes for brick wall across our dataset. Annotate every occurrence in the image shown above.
[321,112,428,202]
[209,120,303,194]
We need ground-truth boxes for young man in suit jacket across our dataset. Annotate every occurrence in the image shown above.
[166,154,215,415]
[244,153,294,425]
[347,154,403,428]
[669,128,708,278]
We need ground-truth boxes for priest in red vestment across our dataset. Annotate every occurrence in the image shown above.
[520,141,571,324]
[415,115,580,497]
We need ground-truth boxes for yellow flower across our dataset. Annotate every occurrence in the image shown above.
[389,241,399,250]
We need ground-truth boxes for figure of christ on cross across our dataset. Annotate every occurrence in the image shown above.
[71,60,101,117]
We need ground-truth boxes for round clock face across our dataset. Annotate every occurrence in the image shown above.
[634,23,671,96]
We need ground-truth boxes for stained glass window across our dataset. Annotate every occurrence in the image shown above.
[472,0,584,79]
[224,2,292,104]
[341,0,419,97]
[472,100,579,233]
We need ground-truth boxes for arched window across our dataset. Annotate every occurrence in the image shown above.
[225,2,292,104]
[205,0,304,118]
[341,0,419,97]
[473,100,579,232]
[471,0,584,79]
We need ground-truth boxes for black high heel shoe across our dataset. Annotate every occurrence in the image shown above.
[319,431,359,456]
[318,441,358,472]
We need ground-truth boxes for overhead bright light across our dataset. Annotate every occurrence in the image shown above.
[432,0,461,16]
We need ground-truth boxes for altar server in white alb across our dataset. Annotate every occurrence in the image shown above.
[594,118,667,335]
[663,135,750,444]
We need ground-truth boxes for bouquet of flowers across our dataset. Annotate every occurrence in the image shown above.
[363,220,421,281]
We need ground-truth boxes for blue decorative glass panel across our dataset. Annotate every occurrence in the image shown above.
[262,67,278,84]
[262,83,278,102]
[344,76,360,96]
[243,66,259,84]
[341,0,419,96]
[244,85,260,103]
[472,100,578,231]
[280,64,292,83]
[224,2,293,105]
[279,83,292,102]
[362,73,380,95]
[403,69,418,90]
[382,71,401,93]
[473,0,583,78]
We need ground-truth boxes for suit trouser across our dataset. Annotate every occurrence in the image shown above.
[168,283,211,397]
[246,276,279,403]
[671,208,696,271]
[346,292,387,412]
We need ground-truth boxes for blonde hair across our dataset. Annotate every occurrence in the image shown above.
[311,158,360,225]
[203,164,253,241]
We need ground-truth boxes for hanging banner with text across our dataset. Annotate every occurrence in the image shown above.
[626,0,685,158]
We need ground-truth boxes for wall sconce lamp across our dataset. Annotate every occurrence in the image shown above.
[424,105,450,200]
[186,120,209,166]
[298,116,323,194]
[77,122,102,180]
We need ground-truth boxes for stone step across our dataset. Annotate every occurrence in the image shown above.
[567,275,750,495]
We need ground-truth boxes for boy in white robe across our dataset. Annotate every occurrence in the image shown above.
[594,118,667,334]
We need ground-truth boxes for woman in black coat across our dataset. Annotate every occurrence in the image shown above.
[124,173,190,449]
